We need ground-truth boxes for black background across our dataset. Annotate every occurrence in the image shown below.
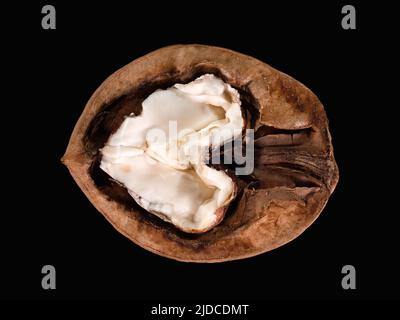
[2,1,398,303]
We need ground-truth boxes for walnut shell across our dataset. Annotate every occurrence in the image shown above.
[62,44,338,262]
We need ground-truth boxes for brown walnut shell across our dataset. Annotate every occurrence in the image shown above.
[62,44,339,262]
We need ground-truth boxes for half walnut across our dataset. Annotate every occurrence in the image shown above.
[62,44,339,262]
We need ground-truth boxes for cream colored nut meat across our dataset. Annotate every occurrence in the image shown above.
[100,74,244,233]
